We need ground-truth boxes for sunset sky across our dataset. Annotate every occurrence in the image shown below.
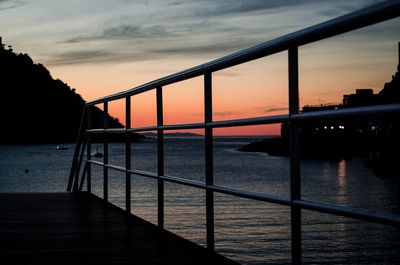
[1,0,399,135]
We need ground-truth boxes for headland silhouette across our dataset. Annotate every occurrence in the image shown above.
[240,42,400,178]
[0,37,141,144]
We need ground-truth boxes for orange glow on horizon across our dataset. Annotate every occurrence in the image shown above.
[66,28,398,137]
[102,52,289,136]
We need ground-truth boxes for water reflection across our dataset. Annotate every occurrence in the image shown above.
[337,159,348,206]
[338,159,347,188]
[333,159,350,236]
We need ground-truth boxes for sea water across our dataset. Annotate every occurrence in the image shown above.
[1,137,399,264]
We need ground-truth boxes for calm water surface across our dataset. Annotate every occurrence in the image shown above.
[1,137,399,265]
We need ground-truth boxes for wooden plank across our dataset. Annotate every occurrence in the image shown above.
[0,192,238,265]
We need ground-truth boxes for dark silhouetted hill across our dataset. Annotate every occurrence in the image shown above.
[0,44,130,144]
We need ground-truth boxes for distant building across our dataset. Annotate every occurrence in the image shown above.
[303,42,400,112]
[343,88,378,107]
[291,42,400,155]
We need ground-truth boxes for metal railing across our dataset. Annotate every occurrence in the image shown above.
[68,1,400,264]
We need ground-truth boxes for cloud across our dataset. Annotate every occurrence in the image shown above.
[0,0,25,11]
[47,50,115,65]
[35,0,396,67]
[153,37,252,55]
[66,20,239,43]
[49,38,249,66]
[58,19,255,65]
[47,49,164,66]
[58,33,258,65]
[213,111,242,118]
[103,25,170,39]
[317,0,385,17]
[167,1,183,7]
[54,1,330,67]
[262,107,288,113]
[66,25,175,43]
[188,0,310,17]
[198,0,385,19]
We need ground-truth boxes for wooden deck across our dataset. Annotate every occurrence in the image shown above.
[0,192,238,265]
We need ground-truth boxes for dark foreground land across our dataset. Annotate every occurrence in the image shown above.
[0,192,237,265]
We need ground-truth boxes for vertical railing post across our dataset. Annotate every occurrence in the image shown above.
[103,101,109,202]
[68,106,87,192]
[157,86,165,229]
[87,105,92,193]
[73,153,79,192]
[126,97,132,214]
[204,72,215,251]
[289,46,301,265]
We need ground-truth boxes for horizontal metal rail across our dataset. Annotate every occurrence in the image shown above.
[85,104,400,134]
[294,200,400,227]
[88,1,400,106]
[88,159,158,179]
[86,159,400,227]
[293,103,400,122]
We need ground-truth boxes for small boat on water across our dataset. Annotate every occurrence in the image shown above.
[93,147,103,158]
[56,145,68,150]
